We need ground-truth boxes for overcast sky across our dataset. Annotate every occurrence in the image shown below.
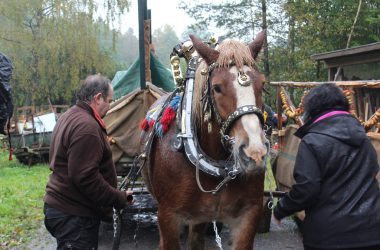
[118,0,195,36]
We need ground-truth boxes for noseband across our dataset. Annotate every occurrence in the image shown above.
[201,62,264,150]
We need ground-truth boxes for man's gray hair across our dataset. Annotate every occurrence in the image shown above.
[76,74,111,102]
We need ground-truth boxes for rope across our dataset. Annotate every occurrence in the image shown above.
[195,155,233,195]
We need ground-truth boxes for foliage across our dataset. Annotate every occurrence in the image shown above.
[152,25,179,68]
[177,0,380,106]
[0,0,130,106]
[0,150,50,248]
[113,27,139,68]
[179,0,264,42]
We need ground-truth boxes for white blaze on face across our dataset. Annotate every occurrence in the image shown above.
[230,66,267,163]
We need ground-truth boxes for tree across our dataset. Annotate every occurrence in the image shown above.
[0,0,130,106]
[273,0,380,82]
[178,0,274,104]
[178,0,380,106]
[117,27,139,68]
[179,0,265,42]
[152,25,179,68]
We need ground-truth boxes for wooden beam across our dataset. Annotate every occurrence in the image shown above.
[270,80,380,88]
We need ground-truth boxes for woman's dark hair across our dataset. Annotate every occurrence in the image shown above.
[303,83,349,120]
[76,74,111,102]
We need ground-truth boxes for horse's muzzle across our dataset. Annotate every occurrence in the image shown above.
[238,142,268,169]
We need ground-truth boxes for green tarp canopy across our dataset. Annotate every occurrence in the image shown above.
[112,53,175,100]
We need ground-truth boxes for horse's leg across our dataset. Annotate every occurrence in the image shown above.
[230,204,262,250]
[188,223,206,250]
[157,207,181,250]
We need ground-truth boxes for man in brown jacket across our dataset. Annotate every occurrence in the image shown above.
[44,74,131,249]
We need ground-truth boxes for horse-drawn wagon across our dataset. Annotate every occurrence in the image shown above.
[7,105,68,165]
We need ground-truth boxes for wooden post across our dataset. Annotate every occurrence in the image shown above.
[144,18,151,83]
[276,86,283,130]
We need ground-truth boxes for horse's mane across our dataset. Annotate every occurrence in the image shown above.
[192,39,256,128]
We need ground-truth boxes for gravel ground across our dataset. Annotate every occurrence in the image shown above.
[22,214,303,250]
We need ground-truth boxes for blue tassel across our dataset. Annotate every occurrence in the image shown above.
[156,124,164,137]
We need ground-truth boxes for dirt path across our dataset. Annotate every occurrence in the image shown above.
[22,216,303,250]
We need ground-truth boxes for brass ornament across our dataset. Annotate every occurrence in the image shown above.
[170,55,184,86]
[237,71,251,86]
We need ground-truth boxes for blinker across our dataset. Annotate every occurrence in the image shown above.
[238,71,251,86]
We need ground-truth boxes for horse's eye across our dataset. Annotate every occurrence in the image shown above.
[212,85,222,93]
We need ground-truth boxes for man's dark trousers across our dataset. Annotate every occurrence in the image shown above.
[44,203,100,250]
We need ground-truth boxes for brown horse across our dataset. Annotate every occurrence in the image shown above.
[142,30,268,249]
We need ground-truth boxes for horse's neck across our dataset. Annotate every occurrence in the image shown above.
[196,120,229,160]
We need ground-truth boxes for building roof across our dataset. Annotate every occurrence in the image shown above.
[311,42,380,61]
[311,42,380,68]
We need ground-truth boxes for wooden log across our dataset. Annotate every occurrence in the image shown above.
[144,19,151,83]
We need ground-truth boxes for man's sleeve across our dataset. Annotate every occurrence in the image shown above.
[67,133,127,209]
[274,140,321,220]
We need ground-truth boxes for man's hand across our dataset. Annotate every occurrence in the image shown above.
[125,190,133,205]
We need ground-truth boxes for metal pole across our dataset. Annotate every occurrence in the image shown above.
[138,0,147,89]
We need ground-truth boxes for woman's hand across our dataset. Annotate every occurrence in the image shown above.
[272,214,281,225]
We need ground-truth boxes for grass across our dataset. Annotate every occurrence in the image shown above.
[0,145,278,248]
[0,149,50,248]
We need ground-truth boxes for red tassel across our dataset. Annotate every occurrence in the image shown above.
[149,119,155,128]
[161,107,176,130]
[8,148,13,161]
[140,118,149,130]
[161,123,169,133]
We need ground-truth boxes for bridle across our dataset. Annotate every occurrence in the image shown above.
[201,61,265,150]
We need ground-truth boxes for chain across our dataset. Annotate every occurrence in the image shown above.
[222,135,235,148]
[113,208,118,238]
[133,182,145,248]
[213,221,223,250]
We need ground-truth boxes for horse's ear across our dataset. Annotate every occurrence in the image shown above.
[248,29,266,60]
[189,34,219,65]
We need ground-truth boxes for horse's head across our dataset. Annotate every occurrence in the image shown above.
[191,30,268,172]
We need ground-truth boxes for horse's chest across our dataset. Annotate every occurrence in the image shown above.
[196,193,256,219]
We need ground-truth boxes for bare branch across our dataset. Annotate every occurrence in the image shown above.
[0,36,22,45]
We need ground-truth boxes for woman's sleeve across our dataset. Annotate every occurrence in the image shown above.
[274,140,321,220]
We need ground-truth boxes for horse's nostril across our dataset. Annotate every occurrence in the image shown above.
[239,143,266,166]
[239,145,250,162]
